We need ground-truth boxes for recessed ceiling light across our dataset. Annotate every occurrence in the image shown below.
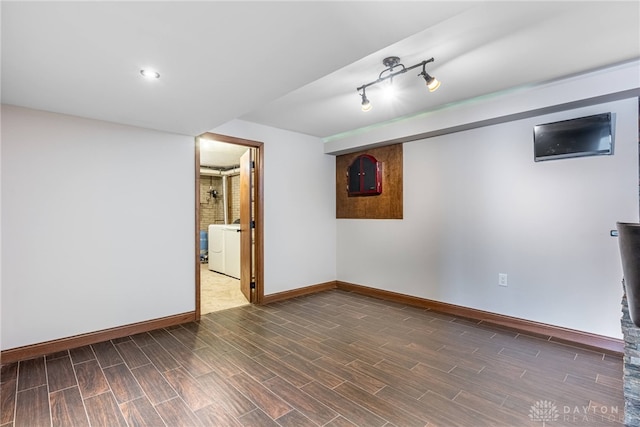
[140,69,160,79]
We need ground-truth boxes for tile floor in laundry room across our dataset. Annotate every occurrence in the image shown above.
[200,264,249,315]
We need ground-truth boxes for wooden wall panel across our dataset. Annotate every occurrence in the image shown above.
[336,144,402,219]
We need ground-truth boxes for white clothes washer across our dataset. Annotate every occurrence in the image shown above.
[207,224,225,274]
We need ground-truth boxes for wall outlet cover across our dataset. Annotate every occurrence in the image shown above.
[498,273,508,287]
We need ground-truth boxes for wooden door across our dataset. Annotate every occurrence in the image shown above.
[239,149,252,302]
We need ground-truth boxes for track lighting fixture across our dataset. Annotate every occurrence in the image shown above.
[356,56,440,111]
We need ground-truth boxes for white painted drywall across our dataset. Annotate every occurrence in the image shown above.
[337,98,638,338]
[1,105,195,350]
[210,120,337,295]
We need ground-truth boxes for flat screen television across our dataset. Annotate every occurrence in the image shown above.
[533,112,614,162]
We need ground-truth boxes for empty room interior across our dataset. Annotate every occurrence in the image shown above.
[2,2,640,426]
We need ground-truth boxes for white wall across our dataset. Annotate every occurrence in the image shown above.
[210,120,336,295]
[1,105,195,350]
[2,68,634,351]
[337,98,638,338]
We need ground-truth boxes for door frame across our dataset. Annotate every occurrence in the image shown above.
[195,132,265,320]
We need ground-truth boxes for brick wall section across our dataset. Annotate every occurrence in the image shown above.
[198,174,241,231]
[622,280,640,426]
[199,175,224,231]
[228,173,240,224]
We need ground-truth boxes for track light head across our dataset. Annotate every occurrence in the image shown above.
[360,90,372,112]
[421,71,441,92]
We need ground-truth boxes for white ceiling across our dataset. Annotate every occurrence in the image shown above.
[199,138,249,168]
[2,1,639,142]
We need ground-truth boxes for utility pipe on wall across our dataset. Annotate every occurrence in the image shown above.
[200,166,239,225]
[199,167,240,176]
[222,175,229,225]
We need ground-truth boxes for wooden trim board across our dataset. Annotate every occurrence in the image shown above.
[195,137,202,320]
[262,281,338,305]
[1,311,196,364]
[335,281,623,356]
[3,281,622,363]
[198,132,265,305]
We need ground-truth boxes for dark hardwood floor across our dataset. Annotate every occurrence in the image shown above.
[1,289,624,426]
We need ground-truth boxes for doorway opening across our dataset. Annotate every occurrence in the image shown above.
[195,132,264,319]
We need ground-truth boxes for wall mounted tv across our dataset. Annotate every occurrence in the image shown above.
[533,112,614,162]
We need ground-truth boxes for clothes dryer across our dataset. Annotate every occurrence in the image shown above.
[224,224,241,279]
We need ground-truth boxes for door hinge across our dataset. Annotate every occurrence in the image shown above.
[251,161,255,169]
[251,220,255,229]
[250,282,256,289]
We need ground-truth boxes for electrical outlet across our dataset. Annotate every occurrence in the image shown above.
[498,273,508,287]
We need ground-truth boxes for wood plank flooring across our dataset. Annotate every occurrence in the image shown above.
[1,289,625,426]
